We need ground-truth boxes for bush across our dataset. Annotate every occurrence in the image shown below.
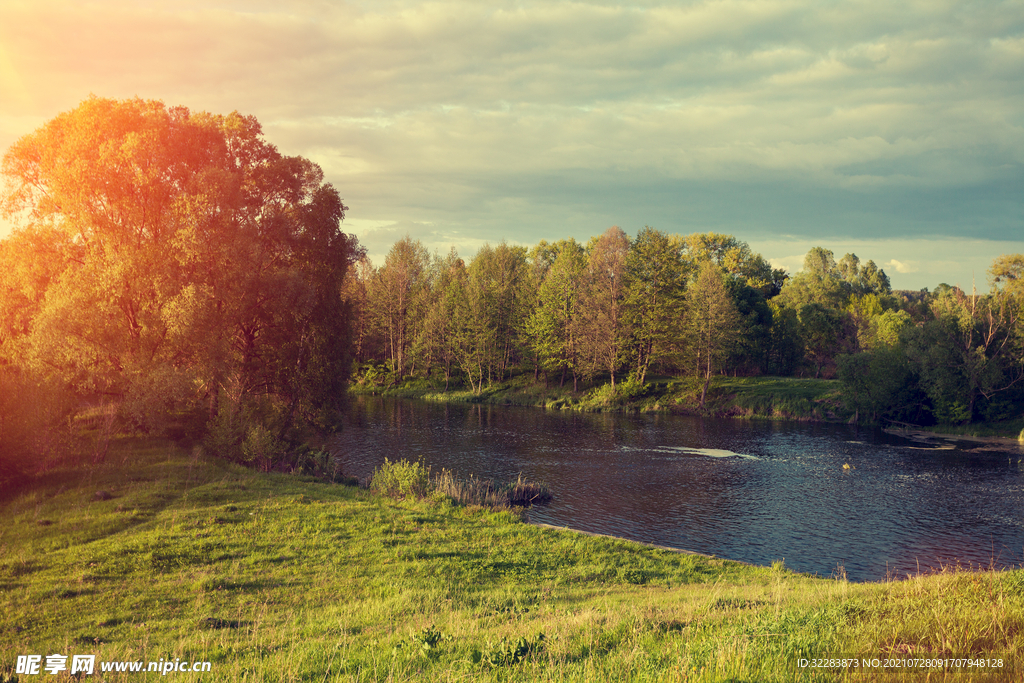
[369,458,431,499]
[0,367,77,473]
[295,447,357,484]
[240,424,286,472]
[202,399,246,461]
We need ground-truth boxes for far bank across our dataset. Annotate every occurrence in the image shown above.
[352,373,1024,439]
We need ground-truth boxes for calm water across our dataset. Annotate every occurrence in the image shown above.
[331,396,1024,581]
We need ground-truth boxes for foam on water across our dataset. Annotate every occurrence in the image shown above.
[663,446,760,460]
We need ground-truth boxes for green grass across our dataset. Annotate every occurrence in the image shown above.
[3,439,1021,682]
[354,371,1024,441]
[710,376,847,421]
[359,373,847,422]
[910,416,1024,441]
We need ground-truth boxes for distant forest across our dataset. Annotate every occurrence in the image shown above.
[349,229,1024,426]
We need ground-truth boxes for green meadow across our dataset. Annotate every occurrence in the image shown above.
[1,439,1022,682]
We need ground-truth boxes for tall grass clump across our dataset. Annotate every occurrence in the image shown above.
[433,469,552,507]
[505,474,553,505]
[370,457,432,499]
[371,460,552,508]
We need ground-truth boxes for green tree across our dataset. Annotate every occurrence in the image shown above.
[777,247,851,311]
[686,261,741,408]
[865,308,912,350]
[527,240,587,390]
[417,248,463,389]
[445,258,490,394]
[990,254,1024,367]
[904,282,1021,424]
[680,232,787,298]
[368,236,430,384]
[766,301,803,375]
[796,303,844,378]
[622,227,687,384]
[0,96,361,441]
[580,226,630,388]
[837,348,919,423]
[467,242,531,384]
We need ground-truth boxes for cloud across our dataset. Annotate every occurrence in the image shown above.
[886,258,916,274]
[1,0,1022,265]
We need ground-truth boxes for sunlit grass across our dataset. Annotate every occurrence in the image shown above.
[353,371,849,421]
[1,438,1021,682]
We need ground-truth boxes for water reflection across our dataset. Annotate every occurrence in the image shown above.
[332,396,1024,581]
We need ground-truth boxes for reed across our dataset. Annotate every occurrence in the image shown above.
[432,468,551,508]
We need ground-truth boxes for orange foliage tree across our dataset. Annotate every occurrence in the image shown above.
[0,97,362,445]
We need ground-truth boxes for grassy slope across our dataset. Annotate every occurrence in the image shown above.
[2,439,1022,682]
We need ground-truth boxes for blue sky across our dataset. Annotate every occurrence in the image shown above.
[1,0,1022,290]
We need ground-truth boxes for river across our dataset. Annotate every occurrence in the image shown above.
[331,396,1024,582]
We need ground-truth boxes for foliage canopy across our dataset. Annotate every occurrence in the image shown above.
[0,97,362,447]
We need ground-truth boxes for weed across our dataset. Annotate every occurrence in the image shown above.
[409,625,452,658]
[481,633,546,667]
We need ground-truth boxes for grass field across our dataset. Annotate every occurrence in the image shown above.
[2,439,1022,682]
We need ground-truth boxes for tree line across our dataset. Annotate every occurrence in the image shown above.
[2,97,1022,479]
[349,232,1024,425]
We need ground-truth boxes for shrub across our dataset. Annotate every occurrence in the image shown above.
[295,447,357,484]
[240,424,285,472]
[369,458,431,499]
[0,367,77,472]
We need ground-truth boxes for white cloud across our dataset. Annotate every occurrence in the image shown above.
[886,258,916,274]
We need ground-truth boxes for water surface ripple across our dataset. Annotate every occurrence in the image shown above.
[331,397,1024,581]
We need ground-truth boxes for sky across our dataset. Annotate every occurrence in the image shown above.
[1,0,1022,290]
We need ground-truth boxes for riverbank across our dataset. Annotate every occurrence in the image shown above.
[355,374,1024,439]
[2,438,1021,682]
[354,374,848,421]
[883,424,1024,452]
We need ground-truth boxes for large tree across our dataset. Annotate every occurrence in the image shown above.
[622,227,687,384]
[0,96,362,436]
[368,236,430,383]
[904,282,1022,423]
[467,242,531,383]
[580,226,630,388]
[527,240,587,390]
